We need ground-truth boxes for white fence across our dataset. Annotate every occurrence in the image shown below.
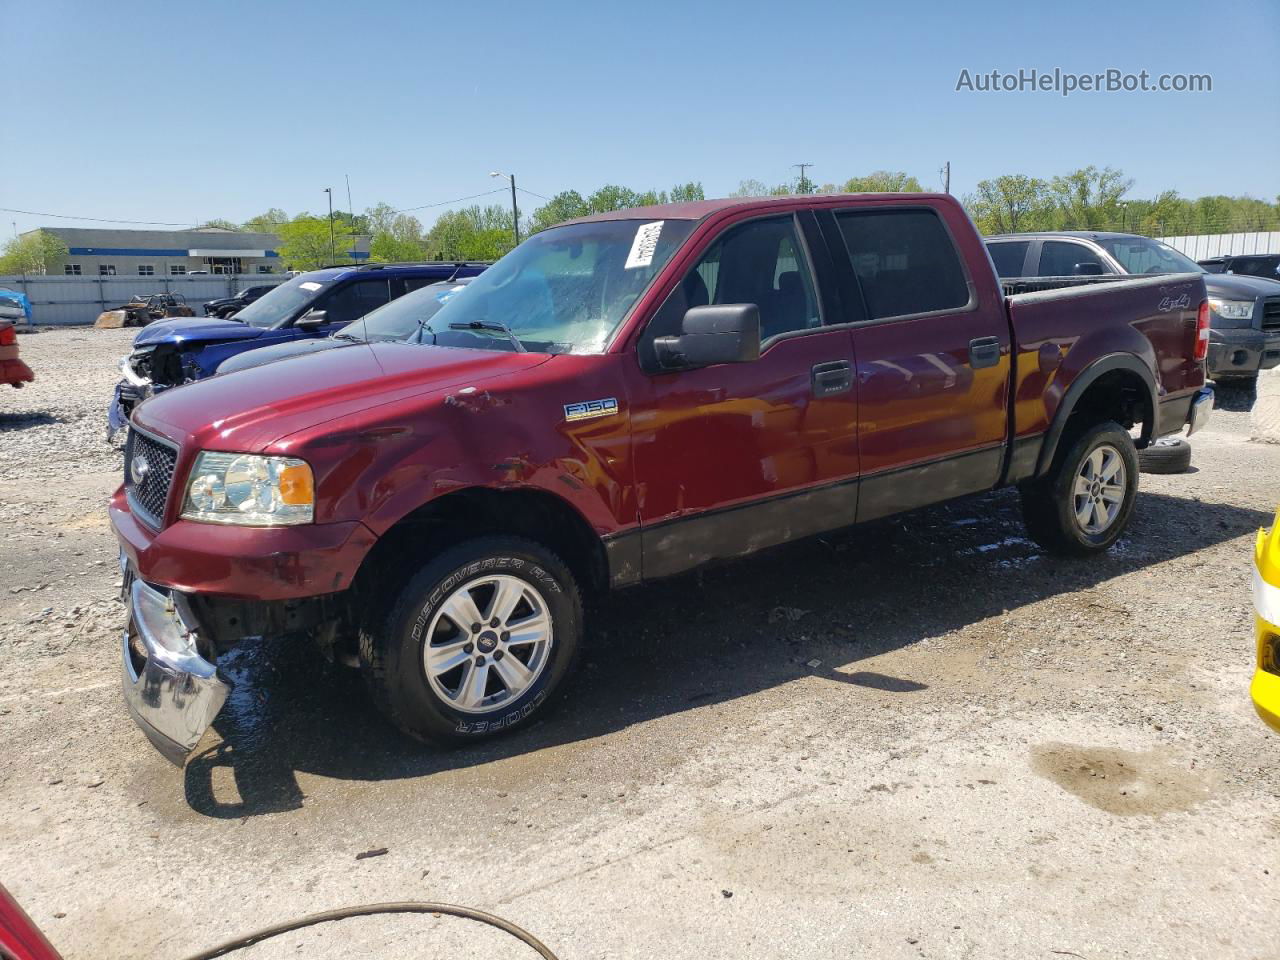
[0,274,289,326]
[1157,232,1280,260]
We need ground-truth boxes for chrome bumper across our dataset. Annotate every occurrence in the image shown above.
[1187,386,1214,437]
[122,579,230,766]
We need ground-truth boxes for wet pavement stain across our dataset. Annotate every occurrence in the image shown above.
[1030,743,1212,817]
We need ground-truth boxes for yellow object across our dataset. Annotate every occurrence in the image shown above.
[277,463,315,506]
[1250,508,1280,733]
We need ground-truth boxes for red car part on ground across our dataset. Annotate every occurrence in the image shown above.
[0,321,34,388]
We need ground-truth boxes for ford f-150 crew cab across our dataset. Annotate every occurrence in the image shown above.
[110,193,1212,764]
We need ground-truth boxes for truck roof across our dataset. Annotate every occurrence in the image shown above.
[565,192,956,225]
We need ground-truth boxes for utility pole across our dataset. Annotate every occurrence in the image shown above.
[941,161,951,194]
[324,187,335,264]
[794,163,814,194]
[489,172,520,246]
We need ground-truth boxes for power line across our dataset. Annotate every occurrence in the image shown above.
[516,186,550,201]
[0,206,198,227]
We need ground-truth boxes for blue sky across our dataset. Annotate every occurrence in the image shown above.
[5,0,1278,235]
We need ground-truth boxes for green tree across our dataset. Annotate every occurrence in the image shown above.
[729,179,790,197]
[363,202,427,262]
[587,185,643,213]
[965,174,1052,234]
[0,230,68,275]
[528,190,591,233]
[841,171,925,193]
[242,208,288,233]
[276,214,356,270]
[198,218,241,231]
[1048,166,1133,229]
[668,182,706,203]
[424,205,517,261]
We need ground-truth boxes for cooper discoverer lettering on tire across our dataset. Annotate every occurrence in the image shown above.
[359,536,582,743]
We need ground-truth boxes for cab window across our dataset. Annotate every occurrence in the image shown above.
[1037,241,1107,277]
[644,215,820,366]
[315,277,394,325]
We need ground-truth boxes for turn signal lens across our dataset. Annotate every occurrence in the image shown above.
[277,463,314,506]
[1194,300,1210,363]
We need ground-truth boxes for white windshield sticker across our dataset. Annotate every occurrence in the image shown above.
[299,281,323,291]
[624,221,664,270]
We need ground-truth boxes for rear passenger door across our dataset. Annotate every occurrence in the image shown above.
[818,204,1011,521]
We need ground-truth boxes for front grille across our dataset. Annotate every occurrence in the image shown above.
[1262,297,1280,331]
[124,427,179,529]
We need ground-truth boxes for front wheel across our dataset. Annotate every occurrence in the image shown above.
[359,536,582,743]
[1020,420,1139,556]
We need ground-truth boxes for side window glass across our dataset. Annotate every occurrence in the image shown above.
[987,241,1030,278]
[653,216,821,352]
[1038,241,1106,277]
[316,278,392,325]
[835,209,969,319]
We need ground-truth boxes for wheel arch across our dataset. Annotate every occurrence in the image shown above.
[1035,353,1156,478]
[352,485,611,606]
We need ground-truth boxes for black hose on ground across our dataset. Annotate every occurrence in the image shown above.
[178,901,560,960]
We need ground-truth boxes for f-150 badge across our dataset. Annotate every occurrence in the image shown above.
[564,397,619,422]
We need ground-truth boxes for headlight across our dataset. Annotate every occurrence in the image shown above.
[181,452,314,526]
[1208,298,1255,323]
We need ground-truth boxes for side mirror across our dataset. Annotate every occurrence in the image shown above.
[653,304,761,371]
[1073,262,1104,276]
[295,309,328,331]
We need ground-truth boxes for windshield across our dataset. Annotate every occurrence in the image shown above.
[232,273,330,328]
[339,280,473,343]
[424,218,695,354]
[1099,237,1203,275]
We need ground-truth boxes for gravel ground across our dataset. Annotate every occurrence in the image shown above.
[1,327,1279,960]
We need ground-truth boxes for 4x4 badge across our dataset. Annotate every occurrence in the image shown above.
[564,397,619,422]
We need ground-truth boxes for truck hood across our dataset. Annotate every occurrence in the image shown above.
[135,341,552,452]
[133,317,263,348]
[1202,272,1280,300]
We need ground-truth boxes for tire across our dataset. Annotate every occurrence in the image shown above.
[359,536,582,744]
[1020,420,1139,556]
[1137,437,1192,474]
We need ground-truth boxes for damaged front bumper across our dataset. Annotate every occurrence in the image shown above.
[122,578,230,766]
[108,356,158,435]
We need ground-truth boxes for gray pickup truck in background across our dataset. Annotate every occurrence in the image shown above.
[987,231,1280,382]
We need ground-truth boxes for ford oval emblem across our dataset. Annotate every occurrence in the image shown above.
[130,454,150,485]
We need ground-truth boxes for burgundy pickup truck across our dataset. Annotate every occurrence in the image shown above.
[110,193,1212,762]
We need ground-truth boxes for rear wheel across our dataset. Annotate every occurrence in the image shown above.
[1020,420,1138,555]
[359,536,582,743]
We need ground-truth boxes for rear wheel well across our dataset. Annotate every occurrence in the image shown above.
[1065,369,1153,444]
[353,488,609,612]
[1040,367,1154,478]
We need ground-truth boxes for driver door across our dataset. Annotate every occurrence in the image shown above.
[628,212,860,579]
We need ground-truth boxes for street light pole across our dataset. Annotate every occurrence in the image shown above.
[490,172,520,247]
[324,187,335,264]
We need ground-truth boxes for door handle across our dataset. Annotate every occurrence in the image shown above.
[811,360,853,397]
[968,336,1002,369]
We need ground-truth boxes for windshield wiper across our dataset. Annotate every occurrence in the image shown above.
[331,332,364,343]
[448,320,527,353]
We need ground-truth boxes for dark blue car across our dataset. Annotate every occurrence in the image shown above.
[109,261,488,432]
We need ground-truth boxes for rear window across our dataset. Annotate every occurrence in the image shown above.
[835,209,970,319]
[987,241,1030,278]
